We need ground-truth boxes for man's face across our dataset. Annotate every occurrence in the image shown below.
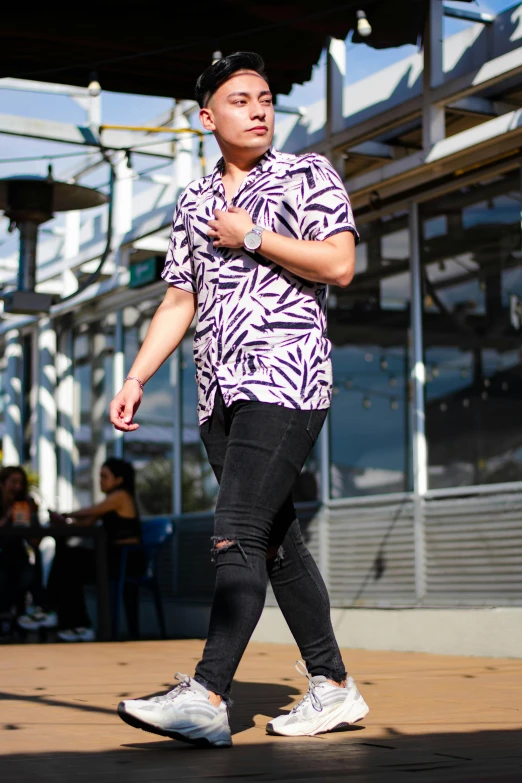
[199,70,274,155]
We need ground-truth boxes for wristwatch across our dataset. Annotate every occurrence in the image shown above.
[243,224,265,251]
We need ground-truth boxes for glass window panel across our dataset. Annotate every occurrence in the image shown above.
[422,170,522,488]
[328,213,410,497]
[72,316,117,506]
[181,333,218,513]
[123,301,175,515]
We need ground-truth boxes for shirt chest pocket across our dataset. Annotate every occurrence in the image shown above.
[250,179,303,238]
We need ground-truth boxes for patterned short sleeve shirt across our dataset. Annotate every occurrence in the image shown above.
[162,147,358,425]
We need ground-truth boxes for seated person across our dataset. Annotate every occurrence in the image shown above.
[46,458,145,642]
[0,466,44,634]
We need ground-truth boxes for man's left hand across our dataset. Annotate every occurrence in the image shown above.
[207,207,253,249]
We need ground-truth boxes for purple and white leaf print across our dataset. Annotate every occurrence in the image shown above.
[162,148,358,424]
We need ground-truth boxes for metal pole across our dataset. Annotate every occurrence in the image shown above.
[318,413,331,586]
[3,330,22,465]
[423,0,445,151]
[409,202,427,601]
[56,325,74,513]
[172,349,182,517]
[18,221,38,291]
[90,327,107,502]
[326,37,346,176]
[37,318,57,513]
[113,310,124,459]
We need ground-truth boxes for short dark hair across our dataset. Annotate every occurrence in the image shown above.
[195,52,269,108]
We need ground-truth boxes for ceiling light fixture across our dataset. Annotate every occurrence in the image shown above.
[356,10,372,38]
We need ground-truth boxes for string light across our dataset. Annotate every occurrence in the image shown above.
[390,397,398,411]
[363,396,372,409]
[379,356,388,370]
[356,9,372,37]
[463,398,470,408]
[389,374,397,387]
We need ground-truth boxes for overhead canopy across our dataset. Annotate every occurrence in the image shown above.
[1,1,472,99]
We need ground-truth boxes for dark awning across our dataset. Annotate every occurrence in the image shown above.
[1,1,472,99]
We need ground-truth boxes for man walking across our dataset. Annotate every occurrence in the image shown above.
[110,52,368,748]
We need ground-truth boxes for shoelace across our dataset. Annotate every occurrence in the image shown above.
[149,673,193,705]
[290,660,323,714]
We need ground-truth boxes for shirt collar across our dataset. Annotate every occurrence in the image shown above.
[209,147,278,197]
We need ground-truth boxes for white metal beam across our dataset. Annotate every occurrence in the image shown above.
[0,78,91,96]
[348,141,394,159]
[300,43,522,158]
[0,114,176,158]
[423,0,445,151]
[326,38,346,176]
[432,45,522,107]
[346,108,522,201]
[0,113,99,146]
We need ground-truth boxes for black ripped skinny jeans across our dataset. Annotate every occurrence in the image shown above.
[194,385,346,700]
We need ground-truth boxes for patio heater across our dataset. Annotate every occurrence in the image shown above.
[0,172,108,314]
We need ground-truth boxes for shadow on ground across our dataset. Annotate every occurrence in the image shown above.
[2,727,522,783]
[1,673,521,783]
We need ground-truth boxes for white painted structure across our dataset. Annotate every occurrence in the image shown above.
[1,2,522,655]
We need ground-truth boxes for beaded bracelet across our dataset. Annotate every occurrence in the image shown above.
[125,376,144,391]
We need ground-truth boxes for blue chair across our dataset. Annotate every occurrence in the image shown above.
[112,518,174,640]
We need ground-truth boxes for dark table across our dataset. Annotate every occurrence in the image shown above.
[0,524,111,641]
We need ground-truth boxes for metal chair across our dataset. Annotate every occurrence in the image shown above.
[112,517,173,640]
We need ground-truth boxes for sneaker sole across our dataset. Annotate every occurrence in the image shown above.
[117,704,232,748]
[266,701,369,737]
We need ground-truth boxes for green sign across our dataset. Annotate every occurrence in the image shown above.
[129,256,162,289]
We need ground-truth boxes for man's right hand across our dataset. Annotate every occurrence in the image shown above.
[110,382,143,431]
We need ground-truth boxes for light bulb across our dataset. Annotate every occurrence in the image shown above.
[88,79,101,97]
[356,10,372,38]
[212,50,223,64]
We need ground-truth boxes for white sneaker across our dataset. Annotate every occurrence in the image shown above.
[267,661,369,737]
[18,609,58,631]
[118,673,232,748]
[58,627,96,642]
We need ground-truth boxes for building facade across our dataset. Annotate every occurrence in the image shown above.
[1,3,522,632]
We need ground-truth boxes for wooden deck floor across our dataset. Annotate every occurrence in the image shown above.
[1,639,521,782]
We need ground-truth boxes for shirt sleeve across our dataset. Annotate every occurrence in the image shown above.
[161,200,197,293]
[298,155,359,245]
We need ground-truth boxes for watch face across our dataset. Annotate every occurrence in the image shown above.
[244,229,262,251]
